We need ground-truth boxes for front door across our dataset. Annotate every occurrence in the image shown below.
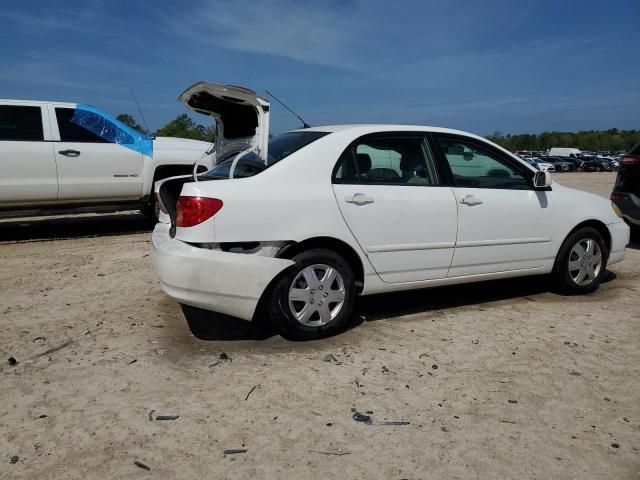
[332,133,458,283]
[432,134,556,277]
[50,106,144,200]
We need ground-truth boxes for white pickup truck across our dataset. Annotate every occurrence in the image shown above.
[0,99,215,216]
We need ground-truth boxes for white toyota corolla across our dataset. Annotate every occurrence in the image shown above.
[152,82,630,340]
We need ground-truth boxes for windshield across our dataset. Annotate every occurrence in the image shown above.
[202,131,329,179]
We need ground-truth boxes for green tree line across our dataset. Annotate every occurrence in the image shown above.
[117,112,640,153]
[486,129,640,153]
[116,113,215,141]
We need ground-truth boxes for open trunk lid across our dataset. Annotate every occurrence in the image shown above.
[178,81,270,163]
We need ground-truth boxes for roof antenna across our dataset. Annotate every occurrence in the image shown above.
[265,90,310,128]
[130,90,152,136]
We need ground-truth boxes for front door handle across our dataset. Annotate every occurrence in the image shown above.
[345,193,374,206]
[460,194,483,206]
[59,149,81,157]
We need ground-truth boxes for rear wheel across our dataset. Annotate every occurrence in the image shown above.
[552,227,608,294]
[268,249,356,340]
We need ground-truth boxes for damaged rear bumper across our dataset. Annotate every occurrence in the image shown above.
[151,223,294,320]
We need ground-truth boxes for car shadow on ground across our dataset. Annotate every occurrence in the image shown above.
[0,213,153,242]
[182,272,617,341]
[182,304,278,341]
[356,277,545,323]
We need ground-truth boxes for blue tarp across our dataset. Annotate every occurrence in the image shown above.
[71,104,153,157]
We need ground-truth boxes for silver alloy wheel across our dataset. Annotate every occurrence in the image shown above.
[568,237,603,286]
[288,264,346,327]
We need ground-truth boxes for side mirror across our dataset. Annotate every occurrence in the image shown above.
[533,170,552,189]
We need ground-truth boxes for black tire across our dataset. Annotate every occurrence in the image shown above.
[140,195,159,221]
[552,226,608,294]
[268,249,357,340]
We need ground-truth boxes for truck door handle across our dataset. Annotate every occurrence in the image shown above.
[59,149,80,157]
[345,193,374,206]
[460,194,483,206]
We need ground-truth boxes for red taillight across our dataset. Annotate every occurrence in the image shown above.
[176,196,223,227]
[621,155,640,166]
[155,192,167,214]
[610,193,627,202]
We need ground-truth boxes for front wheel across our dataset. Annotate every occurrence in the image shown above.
[552,227,608,294]
[268,249,357,340]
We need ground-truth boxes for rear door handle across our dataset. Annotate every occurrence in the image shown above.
[345,193,374,206]
[460,194,483,206]
[59,149,80,157]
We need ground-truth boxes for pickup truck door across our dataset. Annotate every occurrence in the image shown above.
[0,103,58,204]
[49,105,144,201]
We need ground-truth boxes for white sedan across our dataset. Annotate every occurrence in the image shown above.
[152,82,629,340]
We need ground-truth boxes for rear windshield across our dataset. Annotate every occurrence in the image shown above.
[203,131,329,179]
[630,143,640,155]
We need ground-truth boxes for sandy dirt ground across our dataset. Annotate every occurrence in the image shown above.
[0,172,638,479]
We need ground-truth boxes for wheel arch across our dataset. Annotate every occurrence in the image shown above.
[560,219,612,258]
[153,164,208,183]
[142,164,209,205]
[276,236,365,293]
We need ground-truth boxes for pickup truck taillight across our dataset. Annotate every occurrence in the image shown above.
[176,196,223,227]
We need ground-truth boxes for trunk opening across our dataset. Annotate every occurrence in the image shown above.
[186,91,259,139]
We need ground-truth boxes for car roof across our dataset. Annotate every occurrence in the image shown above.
[293,124,473,135]
[290,124,494,145]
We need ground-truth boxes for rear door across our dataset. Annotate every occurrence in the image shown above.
[0,103,58,204]
[332,132,458,283]
[49,105,144,200]
[432,134,555,277]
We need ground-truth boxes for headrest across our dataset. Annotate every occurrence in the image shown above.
[446,144,464,155]
[356,153,372,174]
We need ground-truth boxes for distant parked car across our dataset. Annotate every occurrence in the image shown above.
[0,99,215,216]
[532,158,555,172]
[582,156,613,172]
[524,158,539,169]
[547,157,575,172]
[151,81,629,339]
[549,147,582,158]
[597,156,619,171]
[611,144,640,234]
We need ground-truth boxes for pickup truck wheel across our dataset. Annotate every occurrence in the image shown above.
[141,195,159,221]
[268,249,356,340]
[552,226,608,294]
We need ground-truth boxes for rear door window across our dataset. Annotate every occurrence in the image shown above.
[334,135,440,185]
[0,105,44,141]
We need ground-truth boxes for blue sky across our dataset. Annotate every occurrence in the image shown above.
[1,0,638,136]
